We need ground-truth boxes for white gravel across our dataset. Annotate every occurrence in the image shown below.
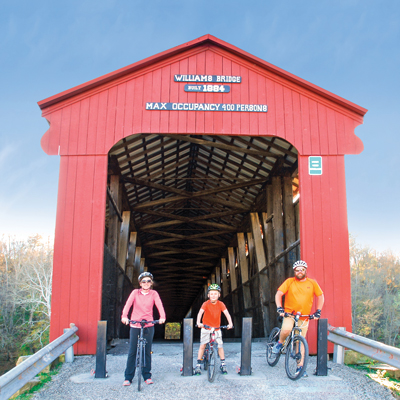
[30,341,394,400]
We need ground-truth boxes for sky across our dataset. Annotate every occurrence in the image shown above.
[0,1,399,255]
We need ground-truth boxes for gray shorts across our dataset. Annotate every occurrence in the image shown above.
[200,327,223,346]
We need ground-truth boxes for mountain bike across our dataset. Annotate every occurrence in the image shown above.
[266,312,312,380]
[201,324,230,382]
[129,319,159,391]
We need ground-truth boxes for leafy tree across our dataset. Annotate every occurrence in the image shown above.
[350,236,400,347]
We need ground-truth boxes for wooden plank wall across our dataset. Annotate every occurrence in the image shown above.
[41,46,363,158]
[42,43,363,354]
[189,178,301,341]
[189,160,347,355]
[102,245,134,341]
[49,155,108,354]
[299,154,352,352]
[48,145,355,355]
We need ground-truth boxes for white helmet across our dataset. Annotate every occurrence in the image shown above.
[138,272,153,282]
[293,260,308,270]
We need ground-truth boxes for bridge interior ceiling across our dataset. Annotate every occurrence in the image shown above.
[107,134,298,321]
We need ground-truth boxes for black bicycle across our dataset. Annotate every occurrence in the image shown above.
[201,324,230,382]
[266,312,312,380]
[129,319,159,391]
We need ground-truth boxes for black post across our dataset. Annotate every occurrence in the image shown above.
[240,317,252,375]
[182,318,193,376]
[95,321,108,378]
[316,318,328,376]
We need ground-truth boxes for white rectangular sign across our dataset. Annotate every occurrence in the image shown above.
[309,156,322,175]
[145,102,268,112]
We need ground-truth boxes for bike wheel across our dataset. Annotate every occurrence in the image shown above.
[137,342,144,391]
[266,327,281,367]
[208,348,217,382]
[203,345,209,371]
[285,334,309,380]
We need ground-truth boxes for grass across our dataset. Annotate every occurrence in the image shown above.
[13,361,63,400]
[348,364,400,398]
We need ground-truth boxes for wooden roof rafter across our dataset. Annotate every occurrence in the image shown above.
[108,133,298,320]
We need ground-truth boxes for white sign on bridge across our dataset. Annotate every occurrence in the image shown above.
[309,156,322,175]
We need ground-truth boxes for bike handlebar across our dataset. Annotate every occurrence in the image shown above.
[129,319,160,326]
[284,312,314,320]
[200,324,232,330]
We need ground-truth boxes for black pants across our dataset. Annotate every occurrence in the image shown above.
[124,326,154,381]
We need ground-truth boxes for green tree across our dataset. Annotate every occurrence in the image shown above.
[350,236,400,347]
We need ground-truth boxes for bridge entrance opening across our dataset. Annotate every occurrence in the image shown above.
[103,133,300,340]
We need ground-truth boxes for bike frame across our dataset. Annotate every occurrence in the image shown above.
[129,319,159,391]
[266,312,312,380]
[281,313,310,350]
[205,328,217,355]
[203,324,228,352]
[201,324,229,382]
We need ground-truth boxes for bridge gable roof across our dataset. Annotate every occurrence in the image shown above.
[38,34,367,118]
[39,34,366,156]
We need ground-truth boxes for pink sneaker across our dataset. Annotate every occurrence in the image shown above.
[145,378,154,385]
[122,380,131,386]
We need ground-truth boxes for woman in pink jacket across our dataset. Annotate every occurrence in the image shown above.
[121,272,166,386]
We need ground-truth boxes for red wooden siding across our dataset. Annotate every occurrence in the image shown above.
[40,35,366,354]
[50,155,107,354]
[41,45,364,158]
[299,154,352,352]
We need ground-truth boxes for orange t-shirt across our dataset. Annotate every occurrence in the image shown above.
[278,277,323,316]
[201,300,227,328]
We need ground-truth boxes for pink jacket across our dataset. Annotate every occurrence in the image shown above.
[122,289,166,328]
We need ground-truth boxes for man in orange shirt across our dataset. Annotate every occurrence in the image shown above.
[273,260,324,376]
[195,284,233,375]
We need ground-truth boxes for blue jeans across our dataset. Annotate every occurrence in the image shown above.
[124,326,154,381]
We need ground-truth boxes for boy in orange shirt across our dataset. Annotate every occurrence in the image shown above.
[195,284,233,375]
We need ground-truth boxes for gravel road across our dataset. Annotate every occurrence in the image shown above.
[30,341,394,400]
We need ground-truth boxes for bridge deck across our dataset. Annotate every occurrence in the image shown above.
[31,342,393,400]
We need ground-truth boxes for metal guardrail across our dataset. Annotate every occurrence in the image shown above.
[328,324,400,369]
[0,324,79,400]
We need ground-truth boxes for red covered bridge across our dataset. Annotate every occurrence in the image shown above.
[38,35,366,355]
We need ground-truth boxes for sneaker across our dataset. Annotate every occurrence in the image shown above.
[272,342,283,354]
[122,380,131,386]
[145,378,154,385]
[194,365,201,375]
[296,366,308,377]
[220,365,227,374]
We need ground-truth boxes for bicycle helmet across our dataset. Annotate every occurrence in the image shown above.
[138,272,153,282]
[293,260,308,270]
[208,283,221,292]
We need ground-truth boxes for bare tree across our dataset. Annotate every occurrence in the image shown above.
[12,236,53,346]
[0,235,53,362]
